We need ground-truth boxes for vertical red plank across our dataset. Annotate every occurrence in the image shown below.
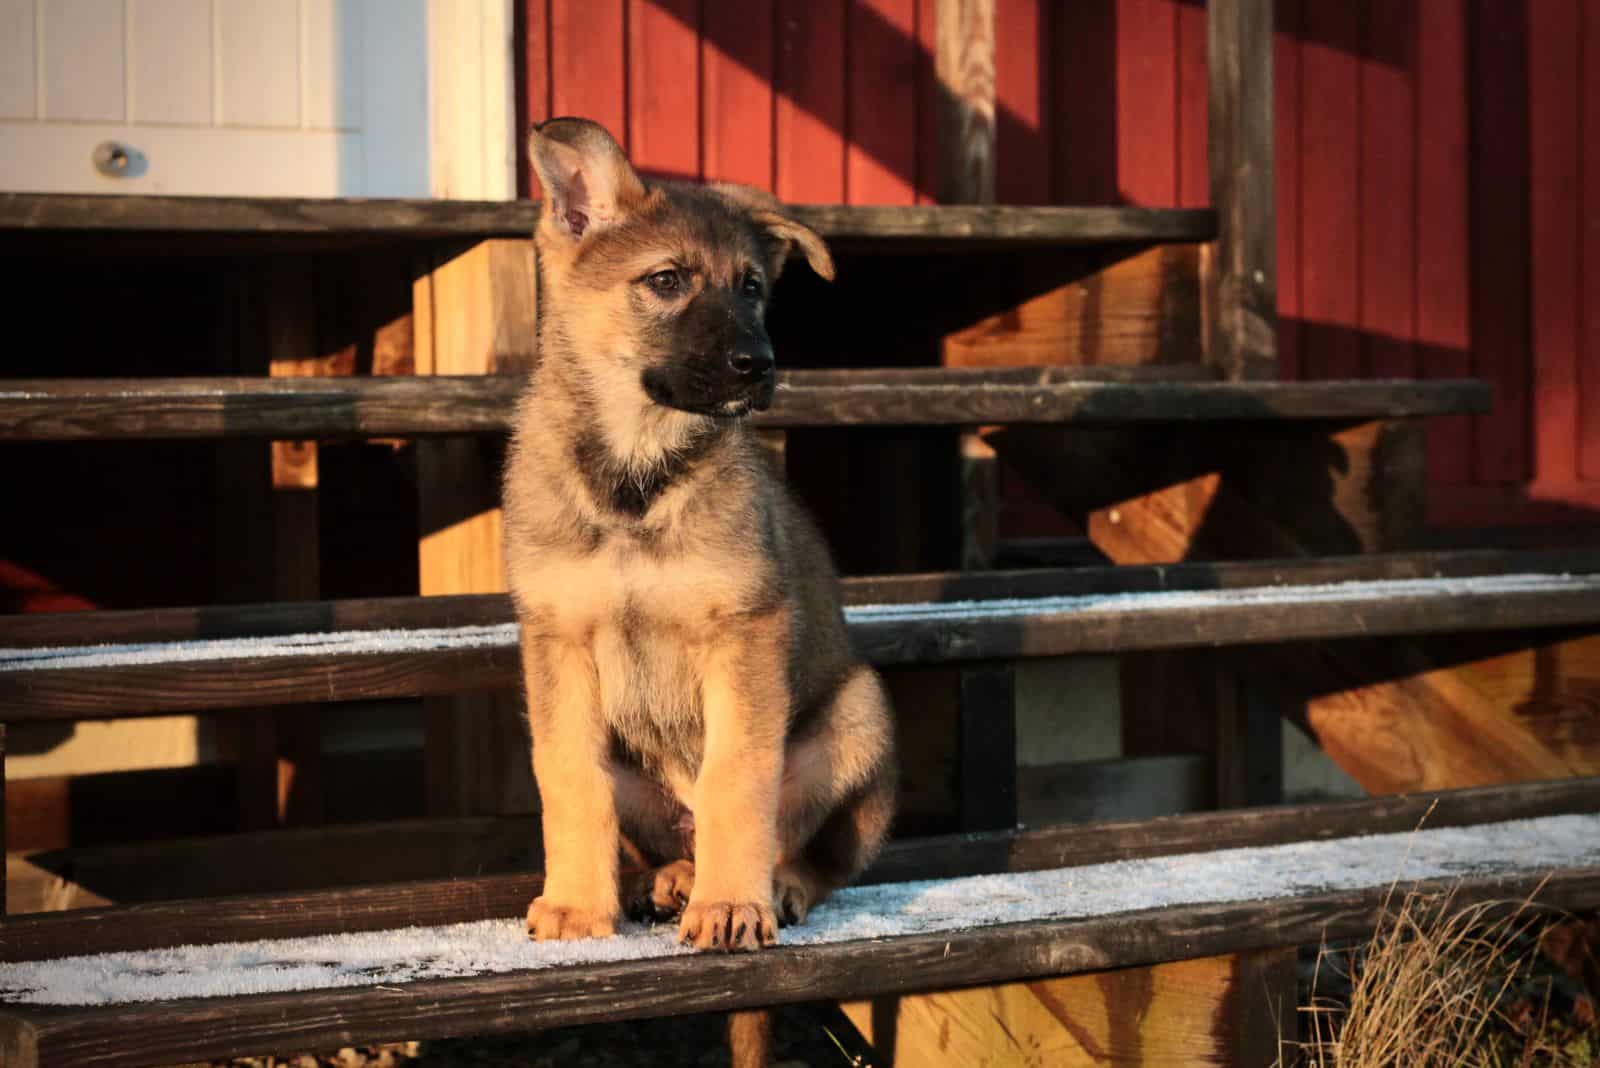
[848,0,920,204]
[1581,0,1600,480]
[1298,2,1362,379]
[1274,0,1302,380]
[1469,0,1532,483]
[516,0,550,198]
[1054,0,1118,204]
[1360,0,1416,379]
[1416,0,1473,484]
[995,0,1050,205]
[776,0,846,203]
[915,0,938,204]
[1528,0,1581,488]
[1175,0,1207,208]
[703,0,775,189]
[1114,0,1177,205]
[549,0,626,142]
[627,0,701,181]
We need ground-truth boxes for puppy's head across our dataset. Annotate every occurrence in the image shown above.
[528,117,833,419]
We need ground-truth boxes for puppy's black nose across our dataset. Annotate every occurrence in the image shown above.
[729,348,775,381]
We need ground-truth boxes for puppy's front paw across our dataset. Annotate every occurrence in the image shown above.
[678,900,778,952]
[526,896,616,941]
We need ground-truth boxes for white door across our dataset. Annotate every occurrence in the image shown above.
[0,0,513,199]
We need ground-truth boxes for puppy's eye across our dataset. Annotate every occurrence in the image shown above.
[740,270,763,298]
[645,269,681,295]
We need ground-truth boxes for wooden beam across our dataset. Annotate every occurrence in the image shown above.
[5,562,1599,720]
[1207,0,1278,379]
[1232,947,1299,1062]
[5,776,1595,959]
[0,376,1491,440]
[939,245,1205,369]
[8,548,1593,648]
[1,725,6,918]
[958,664,1017,831]
[250,261,329,831]
[0,194,1214,245]
[2,868,1596,1068]
[1273,634,1600,794]
[414,239,537,819]
[935,0,996,205]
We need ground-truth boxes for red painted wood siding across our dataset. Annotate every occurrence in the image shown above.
[516,0,1600,527]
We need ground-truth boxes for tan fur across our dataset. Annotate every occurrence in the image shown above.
[506,118,897,963]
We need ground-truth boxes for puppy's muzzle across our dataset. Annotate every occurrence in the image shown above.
[729,345,777,411]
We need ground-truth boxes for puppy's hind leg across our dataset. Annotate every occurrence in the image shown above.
[612,762,698,923]
[775,665,897,925]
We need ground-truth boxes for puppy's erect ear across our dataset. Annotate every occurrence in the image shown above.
[528,118,647,243]
[710,183,836,282]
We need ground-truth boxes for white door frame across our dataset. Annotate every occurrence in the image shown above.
[427,0,516,200]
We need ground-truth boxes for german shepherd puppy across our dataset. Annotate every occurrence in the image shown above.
[505,118,897,956]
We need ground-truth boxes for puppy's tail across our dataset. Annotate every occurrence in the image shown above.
[727,1008,771,1068]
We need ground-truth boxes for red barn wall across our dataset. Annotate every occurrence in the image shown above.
[517,0,1600,531]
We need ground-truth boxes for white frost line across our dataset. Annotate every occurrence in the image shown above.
[2,573,1596,673]
[2,813,1596,1007]
[0,624,521,672]
[843,572,1592,622]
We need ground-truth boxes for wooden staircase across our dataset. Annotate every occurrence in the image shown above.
[2,1,1598,1064]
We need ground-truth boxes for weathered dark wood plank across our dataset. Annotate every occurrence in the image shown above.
[3,552,1598,720]
[0,374,1490,440]
[934,0,996,206]
[0,194,1213,247]
[2,866,1597,1068]
[2,776,1595,964]
[1207,0,1278,379]
[7,548,1593,649]
[958,664,1016,831]
[0,194,537,238]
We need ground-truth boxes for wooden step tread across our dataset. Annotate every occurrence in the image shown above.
[2,551,1596,720]
[0,194,1215,248]
[0,373,1489,440]
[1,778,1595,1067]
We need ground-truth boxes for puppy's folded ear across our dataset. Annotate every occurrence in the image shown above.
[751,211,835,282]
[710,183,836,283]
[529,118,647,243]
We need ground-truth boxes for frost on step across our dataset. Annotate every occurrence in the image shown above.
[1,812,1596,1007]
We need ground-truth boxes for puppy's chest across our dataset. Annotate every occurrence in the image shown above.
[517,541,751,762]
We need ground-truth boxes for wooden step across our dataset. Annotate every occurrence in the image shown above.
[7,775,1592,949]
[0,778,1595,1067]
[0,371,1489,440]
[0,194,1215,250]
[3,550,1596,720]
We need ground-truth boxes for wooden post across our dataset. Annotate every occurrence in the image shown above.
[224,262,330,831]
[935,0,1013,835]
[1,724,7,916]
[935,0,996,206]
[415,238,538,818]
[260,262,332,829]
[1207,0,1277,380]
[959,664,1017,831]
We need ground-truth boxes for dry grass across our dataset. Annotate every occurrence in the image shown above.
[1288,868,1600,1068]
[1297,879,1547,1067]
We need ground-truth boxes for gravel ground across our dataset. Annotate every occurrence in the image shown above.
[197,1002,879,1068]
